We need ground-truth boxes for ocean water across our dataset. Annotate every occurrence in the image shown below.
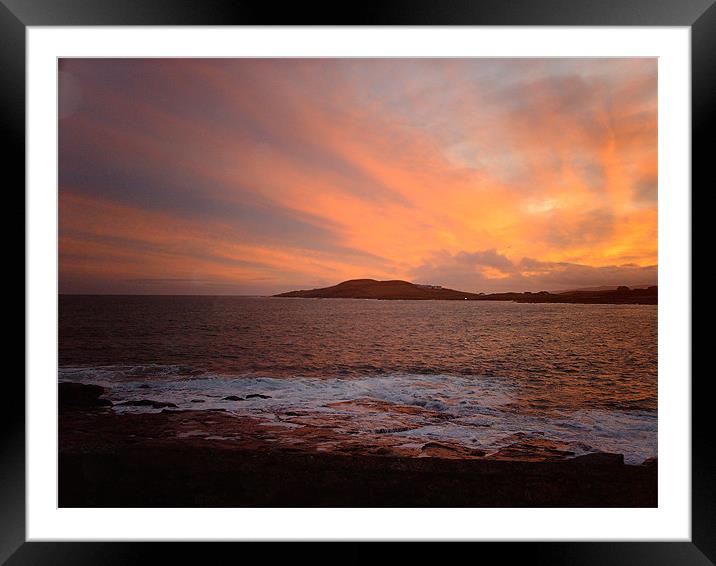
[59,295,657,463]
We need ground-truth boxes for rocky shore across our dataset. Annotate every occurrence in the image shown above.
[58,383,657,508]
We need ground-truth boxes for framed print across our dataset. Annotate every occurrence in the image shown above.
[11,0,707,563]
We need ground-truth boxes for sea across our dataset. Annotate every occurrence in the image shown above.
[59,295,657,464]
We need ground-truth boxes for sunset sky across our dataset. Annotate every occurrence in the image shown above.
[59,58,657,295]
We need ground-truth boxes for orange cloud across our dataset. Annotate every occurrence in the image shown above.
[59,58,657,294]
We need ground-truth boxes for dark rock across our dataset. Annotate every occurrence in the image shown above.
[222,396,244,401]
[417,442,486,458]
[375,426,414,434]
[571,452,624,466]
[190,399,205,403]
[642,457,658,467]
[138,384,150,389]
[371,447,393,455]
[245,394,272,399]
[58,411,658,507]
[116,399,178,409]
[421,442,458,452]
[59,383,113,411]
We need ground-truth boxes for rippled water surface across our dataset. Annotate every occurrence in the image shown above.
[59,296,657,463]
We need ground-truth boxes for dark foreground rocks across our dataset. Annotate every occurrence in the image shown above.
[59,382,112,412]
[59,409,657,508]
[571,452,625,466]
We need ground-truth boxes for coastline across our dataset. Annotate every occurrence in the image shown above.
[59,407,657,508]
[275,296,658,305]
[274,279,657,304]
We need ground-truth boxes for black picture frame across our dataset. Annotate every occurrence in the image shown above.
[9,0,707,563]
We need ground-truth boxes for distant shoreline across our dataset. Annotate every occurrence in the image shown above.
[274,295,657,305]
[58,293,658,305]
[275,279,658,305]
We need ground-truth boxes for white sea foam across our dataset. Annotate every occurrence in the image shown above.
[59,364,656,464]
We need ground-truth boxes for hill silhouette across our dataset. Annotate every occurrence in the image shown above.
[275,279,657,304]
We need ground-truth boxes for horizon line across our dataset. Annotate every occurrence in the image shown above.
[58,284,658,298]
